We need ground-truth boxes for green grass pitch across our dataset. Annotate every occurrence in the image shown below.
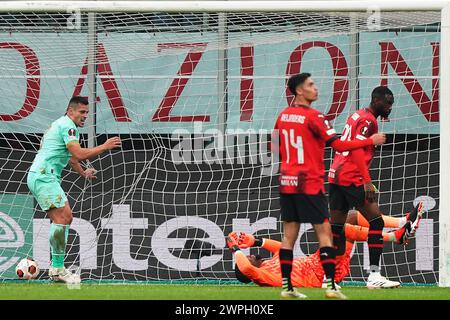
[0,283,449,300]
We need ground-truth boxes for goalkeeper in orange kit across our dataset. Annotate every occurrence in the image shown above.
[226,202,424,287]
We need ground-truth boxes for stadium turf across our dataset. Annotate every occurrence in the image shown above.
[0,283,449,300]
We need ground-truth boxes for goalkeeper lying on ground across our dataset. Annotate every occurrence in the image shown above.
[226,202,424,287]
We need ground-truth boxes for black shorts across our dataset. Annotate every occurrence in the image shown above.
[328,183,365,212]
[280,193,329,224]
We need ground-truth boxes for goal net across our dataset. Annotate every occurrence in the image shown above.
[0,2,445,285]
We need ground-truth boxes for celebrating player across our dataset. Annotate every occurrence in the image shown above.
[226,202,423,288]
[327,86,422,289]
[26,96,121,284]
[273,73,386,299]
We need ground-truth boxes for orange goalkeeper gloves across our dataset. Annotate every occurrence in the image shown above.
[227,231,259,251]
[226,232,240,252]
[238,232,255,249]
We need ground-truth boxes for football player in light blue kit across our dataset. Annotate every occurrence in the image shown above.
[27,96,121,284]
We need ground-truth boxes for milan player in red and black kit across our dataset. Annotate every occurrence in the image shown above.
[273,73,386,299]
[328,86,421,289]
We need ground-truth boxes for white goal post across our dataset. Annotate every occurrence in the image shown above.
[439,1,450,288]
[0,1,449,287]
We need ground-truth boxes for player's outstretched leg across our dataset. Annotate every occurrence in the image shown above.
[48,204,80,285]
[385,201,425,246]
[391,222,412,246]
[406,201,425,234]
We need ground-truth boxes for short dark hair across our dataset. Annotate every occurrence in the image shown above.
[371,86,394,104]
[68,96,89,109]
[234,264,252,284]
[287,73,311,96]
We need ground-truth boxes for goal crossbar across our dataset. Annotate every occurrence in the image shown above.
[0,1,448,13]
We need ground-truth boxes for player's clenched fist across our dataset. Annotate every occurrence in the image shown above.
[103,137,122,150]
[370,133,386,145]
[238,232,255,249]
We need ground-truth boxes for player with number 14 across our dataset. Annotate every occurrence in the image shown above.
[273,73,386,299]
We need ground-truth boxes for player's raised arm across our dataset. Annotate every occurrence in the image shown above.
[238,232,282,254]
[226,233,258,274]
[330,132,386,152]
[67,137,121,161]
[308,111,386,152]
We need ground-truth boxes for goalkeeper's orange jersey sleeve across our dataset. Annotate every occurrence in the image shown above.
[261,238,282,253]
